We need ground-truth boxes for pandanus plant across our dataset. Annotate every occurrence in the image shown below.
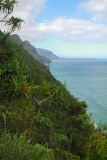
[21,81,57,115]
[0,113,55,160]
[0,131,55,160]
[0,0,24,33]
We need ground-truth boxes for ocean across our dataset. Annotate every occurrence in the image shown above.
[50,58,107,124]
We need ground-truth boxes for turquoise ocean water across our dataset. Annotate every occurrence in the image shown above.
[50,58,107,124]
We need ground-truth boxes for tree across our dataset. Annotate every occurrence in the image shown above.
[0,0,24,33]
[21,81,57,115]
[20,81,70,115]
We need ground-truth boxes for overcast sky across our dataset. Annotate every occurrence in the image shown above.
[1,0,107,58]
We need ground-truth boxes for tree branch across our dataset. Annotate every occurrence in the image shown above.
[0,20,8,23]
[22,92,52,114]
[22,92,33,100]
[32,96,40,105]
[39,94,52,104]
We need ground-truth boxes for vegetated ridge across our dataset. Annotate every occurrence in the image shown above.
[1,1,107,158]
[11,34,51,64]
[36,48,59,59]
[0,30,95,160]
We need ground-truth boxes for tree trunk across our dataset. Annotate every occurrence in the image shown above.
[37,105,41,115]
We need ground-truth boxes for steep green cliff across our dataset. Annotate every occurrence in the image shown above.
[11,34,51,64]
[0,31,95,160]
[0,1,106,159]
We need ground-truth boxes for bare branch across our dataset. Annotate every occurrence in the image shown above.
[39,94,52,104]
[33,95,52,106]
[22,92,33,100]
[22,91,52,115]
[32,96,39,104]
[0,20,8,22]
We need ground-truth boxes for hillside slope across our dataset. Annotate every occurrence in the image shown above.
[36,48,58,59]
[0,31,94,160]
[11,34,51,64]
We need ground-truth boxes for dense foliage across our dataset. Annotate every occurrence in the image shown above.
[0,30,94,160]
[1,1,107,160]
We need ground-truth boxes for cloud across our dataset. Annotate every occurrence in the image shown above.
[0,0,48,35]
[12,0,107,43]
[78,0,107,21]
[14,17,107,43]
[0,0,107,44]
[0,0,47,20]
[0,0,48,24]
[11,0,48,27]
[14,0,48,17]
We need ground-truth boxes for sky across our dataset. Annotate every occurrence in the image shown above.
[1,0,107,58]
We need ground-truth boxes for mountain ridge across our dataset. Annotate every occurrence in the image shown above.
[11,34,59,64]
[36,48,58,59]
[10,34,51,64]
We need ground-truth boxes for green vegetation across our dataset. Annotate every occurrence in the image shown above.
[0,131,54,160]
[0,0,23,33]
[11,35,52,64]
[0,1,107,160]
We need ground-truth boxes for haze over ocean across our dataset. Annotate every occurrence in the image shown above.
[50,58,107,124]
